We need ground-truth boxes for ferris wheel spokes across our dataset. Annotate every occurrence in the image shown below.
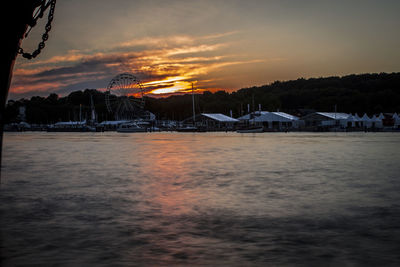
[105,73,145,120]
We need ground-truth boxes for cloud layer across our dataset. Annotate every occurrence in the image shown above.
[10,32,261,99]
[9,0,400,100]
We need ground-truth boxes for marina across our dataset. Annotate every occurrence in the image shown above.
[5,111,400,133]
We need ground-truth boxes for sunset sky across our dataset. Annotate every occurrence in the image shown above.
[10,0,400,99]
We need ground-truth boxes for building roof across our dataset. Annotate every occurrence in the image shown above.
[201,113,238,122]
[361,113,372,121]
[237,111,269,120]
[316,112,350,120]
[272,112,299,121]
[253,111,299,122]
[346,114,358,122]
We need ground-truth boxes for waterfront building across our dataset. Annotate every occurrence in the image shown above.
[361,113,373,128]
[253,112,301,130]
[346,114,358,128]
[237,111,269,121]
[371,115,383,129]
[182,113,238,131]
[301,112,350,129]
[351,113,362,128]
[237,111,302,131]
[393,113,400,129]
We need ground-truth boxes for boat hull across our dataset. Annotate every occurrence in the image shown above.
[47,127,95,132]
[117,128,146,133]
[176,127,198,132]
[236,127,263,133]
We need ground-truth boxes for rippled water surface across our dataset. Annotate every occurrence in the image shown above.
[1,132,400,266]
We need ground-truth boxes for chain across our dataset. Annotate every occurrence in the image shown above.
[17,0,56,60]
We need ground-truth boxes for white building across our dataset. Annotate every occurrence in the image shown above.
[182,113,238,130]
[371,115,383,129]
[256,111,301,129]
[237,111,269,121]
[238,111,301,130]
[393,113,400,128]
[346,114,359,128]
[302,112,350,128]
[361,113,373,128]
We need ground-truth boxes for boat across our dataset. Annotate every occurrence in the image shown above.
[236,126,264,133]
[47,120,96,132]
[176,125,198,132]
[116,122,147,133]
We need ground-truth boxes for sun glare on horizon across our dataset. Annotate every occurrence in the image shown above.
[142,76,197,95]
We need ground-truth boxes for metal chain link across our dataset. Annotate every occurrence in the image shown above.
[18,0,56,60]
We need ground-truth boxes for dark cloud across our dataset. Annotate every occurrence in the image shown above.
[10,33,252,98]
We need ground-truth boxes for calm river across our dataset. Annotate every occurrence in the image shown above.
[1,132,400,266]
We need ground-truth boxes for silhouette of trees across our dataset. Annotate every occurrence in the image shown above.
[5,72,400,123]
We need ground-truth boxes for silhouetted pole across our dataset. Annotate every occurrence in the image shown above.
[1,0,42,178]
[192,83,195,125]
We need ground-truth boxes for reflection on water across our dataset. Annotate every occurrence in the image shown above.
[1,132,400,266]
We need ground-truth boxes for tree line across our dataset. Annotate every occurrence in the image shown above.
[4,72,400,124]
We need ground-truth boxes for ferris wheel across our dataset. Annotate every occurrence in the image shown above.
[105,73,145,120]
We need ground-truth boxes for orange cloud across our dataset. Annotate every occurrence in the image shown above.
[10,32,262,98]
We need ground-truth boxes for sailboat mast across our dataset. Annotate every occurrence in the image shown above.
[192,83,195,124]
[90,95,96,122]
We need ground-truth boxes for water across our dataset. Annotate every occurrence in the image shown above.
[1,132,400,266]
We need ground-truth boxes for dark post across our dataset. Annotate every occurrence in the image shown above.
[1,0,42,176]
